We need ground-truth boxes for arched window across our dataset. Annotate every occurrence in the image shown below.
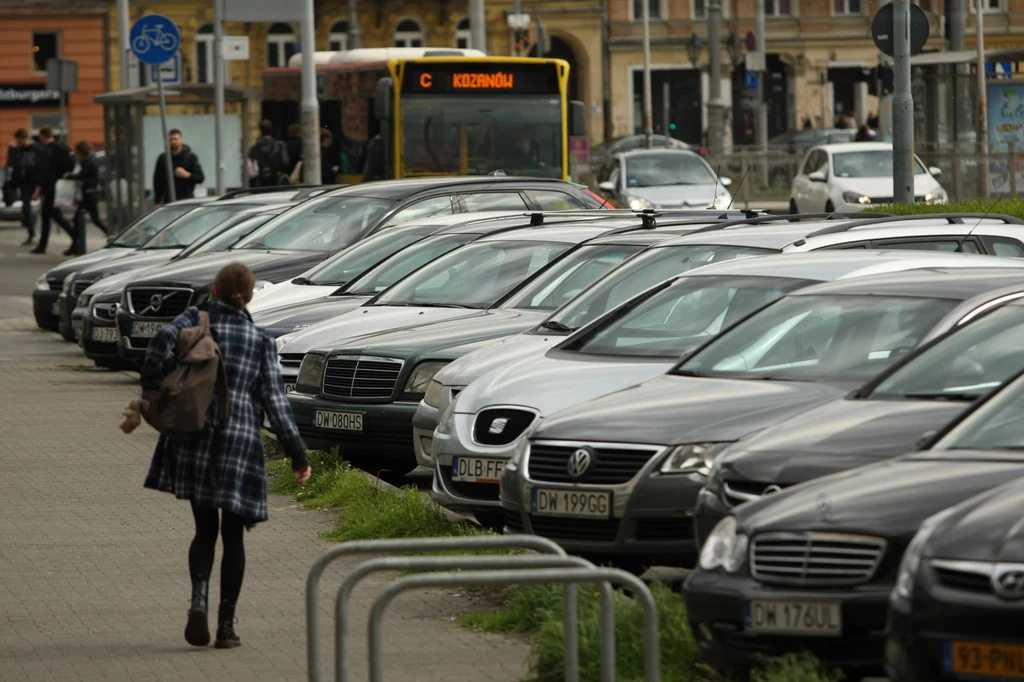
[194,23,215,84]
[455,18,471,49]
[394,18,425,48]
[330,20,349,51]
[267,22,297,67]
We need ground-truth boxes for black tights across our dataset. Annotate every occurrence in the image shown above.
[189,502,246,606]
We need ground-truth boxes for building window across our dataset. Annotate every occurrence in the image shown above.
[456,18,471,49]
[632,0,663,19]
[834,0,861,14]
[330,20,348,51]
[765,0,792,15]
[394,18,425,47]
[267,22,297,68]
[195,24,214,84]
[693,0,706,18]
[981,0,1002,10]
[32,32,60,74]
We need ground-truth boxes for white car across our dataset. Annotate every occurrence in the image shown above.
[789,142,947,214]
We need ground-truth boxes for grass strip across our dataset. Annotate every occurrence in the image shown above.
[866,197,1024,217]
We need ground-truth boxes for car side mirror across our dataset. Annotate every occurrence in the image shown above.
[719,176,733,187]
[915,430,937,450]
[808,171,827,183]
[598,180,616,193]
[928,166,943,177]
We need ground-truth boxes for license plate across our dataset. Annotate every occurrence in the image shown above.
[314,410,363,431]
[530,487,611,519]
[745,600,842,636]
[91,327,118,343]
[131,321,167,338]
[947,641,1024,679]
[452,457,504,483]
[284,383,295,394]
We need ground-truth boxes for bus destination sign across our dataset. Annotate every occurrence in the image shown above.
[402,62,559,95]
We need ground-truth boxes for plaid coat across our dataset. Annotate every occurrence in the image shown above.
[142,301,307,524]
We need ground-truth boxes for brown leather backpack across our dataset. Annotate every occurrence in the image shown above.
[140,311,228,436]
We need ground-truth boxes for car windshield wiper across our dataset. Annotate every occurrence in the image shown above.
[674,369,712,378]
[380,302,472,309]
[539,320,576,333]
[902,392,979,402]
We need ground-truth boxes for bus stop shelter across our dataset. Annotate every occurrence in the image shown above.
[94,84,258,232]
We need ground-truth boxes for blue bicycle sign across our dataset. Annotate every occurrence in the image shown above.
[130,14,181,65]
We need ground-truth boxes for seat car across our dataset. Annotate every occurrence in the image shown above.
[498,266,1024,570]
[434,251,1020,527]
[696,291,1024,545]
[31,198,212,331]
[684,368,1024,678]
[790,142,947,214]
[80,205,290,369]
[596,149,733,210]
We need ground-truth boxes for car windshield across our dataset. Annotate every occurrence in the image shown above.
[675,294,957,383]
[344,234,475,296]
[177,213,277,259]
[501,244,644,311]
[111,203,198,247]
[625,153,716,188]
[546,244,773,332]
[936,372,1024,451]
[869,305,1024,401]
[571,276,813,357]
[832,150,928,178]
[233,196,394,251]
[139,205,248,249]
[373,240,571,309]
[305,224,439,287]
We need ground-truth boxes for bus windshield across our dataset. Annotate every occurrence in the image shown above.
[401,95,562,179]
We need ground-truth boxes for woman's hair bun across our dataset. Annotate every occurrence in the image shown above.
[212,263,257,310]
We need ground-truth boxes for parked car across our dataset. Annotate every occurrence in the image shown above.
[696,291,1024,546]
[590,134,694,165]
[498,265,1024,571]
[684,367,1024,679]
[80,205,291,369]
[790,142,947,214]
[596,150,733,210]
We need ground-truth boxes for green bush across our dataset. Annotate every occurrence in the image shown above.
[749,654,844,682]
[866,197,1024,218]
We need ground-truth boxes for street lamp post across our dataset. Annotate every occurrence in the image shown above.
[707,0,725,159]
[686,34,704,69]
[347,0,362,50]
[641,0,654,148]
[977,0,990,198]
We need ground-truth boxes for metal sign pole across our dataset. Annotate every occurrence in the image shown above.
[156,66,176,203]
[977,0,991,198]
[891,0,914,204]
[213,0,226,195]
[641,0,653,148]
[117,0,130,89]
[300,0,321,184]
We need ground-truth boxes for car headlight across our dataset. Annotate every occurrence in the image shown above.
[61,273,76,293]
[436,394,460,436]
[38,274,53,292]
[893,507,956,603]
[626,195,654,211]
[404,361,449,396]
[423,380,443,409]
[842,191,872,205]
[712,192,731,210]
[660,443,730,475]
[698,516,749,573]
[295,353,325,393]
[923,189,947,204]
[77,293,92,308]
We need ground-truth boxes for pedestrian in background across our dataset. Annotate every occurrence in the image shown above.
[5,129,37,246]
[247,119,289,188]
[855,124,874,142]
[153,129,205,207]
[67,141,108,236]
[320,128,339,185]
[139,263,311,650]
[285,123,303,176]
[31,126,77,256]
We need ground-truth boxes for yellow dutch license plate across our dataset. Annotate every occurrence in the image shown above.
[949,641,1024,679]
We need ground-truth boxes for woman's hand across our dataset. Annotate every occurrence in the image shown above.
[294,465,312,486]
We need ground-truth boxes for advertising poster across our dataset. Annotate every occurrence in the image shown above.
[987,82,1024,194]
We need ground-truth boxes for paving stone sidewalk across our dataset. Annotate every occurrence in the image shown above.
[0,248,530,681]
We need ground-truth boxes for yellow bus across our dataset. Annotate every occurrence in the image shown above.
[262,48,585,184]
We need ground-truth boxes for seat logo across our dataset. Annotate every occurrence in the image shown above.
[993,565,1024,599]
[489,417,509,435]
[567,447,594,481]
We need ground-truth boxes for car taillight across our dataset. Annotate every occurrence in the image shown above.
[584,189,614,208]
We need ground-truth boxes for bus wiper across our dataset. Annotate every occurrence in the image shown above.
[539,320,575,334]
[903,392,978,402]
[292,277,314,286]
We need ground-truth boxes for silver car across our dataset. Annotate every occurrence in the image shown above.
[596,149,734,211]
[431,251,1022,527]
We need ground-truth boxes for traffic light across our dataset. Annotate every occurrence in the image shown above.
[515,29,531,53]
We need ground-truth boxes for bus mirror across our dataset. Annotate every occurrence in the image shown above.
[375,78,394,120]
[570,100,586,137]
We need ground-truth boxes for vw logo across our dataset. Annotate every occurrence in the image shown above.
[993,565,1024,600]
[762,484,783,496]
[149,293,164,311]
[566,447,594,481]
[488,417,509,435]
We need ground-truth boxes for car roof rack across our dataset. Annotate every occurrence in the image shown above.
[679,211,895,236]
[217,184,328,200]
[804,213,1024,239]
[524,207,768,229]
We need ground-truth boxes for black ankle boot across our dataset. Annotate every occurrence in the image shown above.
[214,601,241,649]
[184,580,210,646]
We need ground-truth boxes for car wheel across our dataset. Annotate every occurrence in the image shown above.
[789,199,799,215]
[825,200,836,213]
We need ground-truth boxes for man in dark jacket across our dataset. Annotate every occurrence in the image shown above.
[153,129,205,206]
[248,120,289,187]
[31,126,77,255]
[5,129,37,245]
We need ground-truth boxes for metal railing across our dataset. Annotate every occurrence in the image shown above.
[305,535,660,682]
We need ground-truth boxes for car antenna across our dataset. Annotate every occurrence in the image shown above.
[726,167,750,210]
[957,198,1001,253]
[709,164,722,210]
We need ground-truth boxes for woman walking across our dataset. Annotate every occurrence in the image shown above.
[139,263,312,649]
[67,141,108,236]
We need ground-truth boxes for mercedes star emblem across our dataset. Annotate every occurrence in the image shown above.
[994,565,1024,600]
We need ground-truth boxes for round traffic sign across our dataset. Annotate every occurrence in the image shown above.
[871,3,930,58]
[130,14,180,65]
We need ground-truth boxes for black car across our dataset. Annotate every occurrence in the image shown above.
[683,367,1024,679]
[696,290,1024,546]
[115,177,606,363]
